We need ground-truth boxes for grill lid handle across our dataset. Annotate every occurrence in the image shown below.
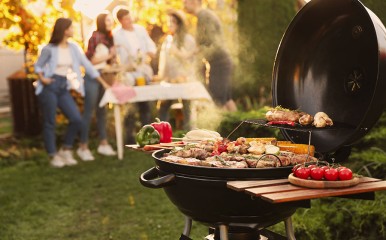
[139,167,176,188]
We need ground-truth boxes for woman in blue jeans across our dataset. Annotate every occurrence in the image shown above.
[77,12,117,161]
[35,18,109,168]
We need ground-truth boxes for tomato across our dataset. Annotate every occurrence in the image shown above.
[310,167,324,180]
[307,164,317,169]
[295,167,311,179]
[292,164,303,173]
[217,143,227,154]
[339,168,353,180]
[324,168,339,181]
[336,166,347,172]
[320,166,330,171]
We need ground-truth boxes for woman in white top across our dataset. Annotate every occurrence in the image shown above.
[35,18,109,168]
[158,9,196,130]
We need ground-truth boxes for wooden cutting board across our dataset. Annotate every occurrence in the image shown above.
[288,173,360,189]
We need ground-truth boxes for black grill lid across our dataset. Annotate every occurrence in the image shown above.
[272,0,386,154]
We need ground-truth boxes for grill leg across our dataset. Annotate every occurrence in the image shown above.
[179,216,193,240]
[284,217,296,240]
[219,225,229,240]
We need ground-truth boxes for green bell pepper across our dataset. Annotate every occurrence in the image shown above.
[136,125,161,147]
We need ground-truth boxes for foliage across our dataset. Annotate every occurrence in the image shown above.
[131,0,237,39]
[0,0,237,76]
[236,0,386,110]
[235,0,297,107]
[0,0,80,74]
[216,106,280,139]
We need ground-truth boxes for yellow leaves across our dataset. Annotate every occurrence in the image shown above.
[128,194,135,206]
[140,233,149,240]
[0,145,21,158]
[102,216,110,225]
[1,0,80,56]
[0,149,10,158]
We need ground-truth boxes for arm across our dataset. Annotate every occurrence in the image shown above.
[34,46,53,85]
[78,45,110,88]
[170,35,197,60]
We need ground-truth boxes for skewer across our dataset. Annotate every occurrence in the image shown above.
[160,142,185,146]
[171,137,203,142]
[145,145,173,149]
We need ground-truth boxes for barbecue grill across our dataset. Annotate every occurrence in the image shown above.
[139,0,386,239]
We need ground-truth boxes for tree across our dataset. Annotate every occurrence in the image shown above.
[0,0,237,76]
[0,0,80,76]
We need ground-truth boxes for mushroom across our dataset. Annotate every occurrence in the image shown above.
[313,112,333,128]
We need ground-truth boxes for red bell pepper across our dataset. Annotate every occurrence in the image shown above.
[150,118,173,143]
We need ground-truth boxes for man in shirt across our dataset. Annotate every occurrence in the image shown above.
[113,7,157,144]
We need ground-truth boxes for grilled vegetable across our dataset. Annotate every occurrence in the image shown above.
[265,145,280,155]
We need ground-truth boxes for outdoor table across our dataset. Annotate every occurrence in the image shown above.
[227,177,386,239]
[99,81,212,159]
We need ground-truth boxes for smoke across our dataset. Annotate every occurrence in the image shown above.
[190,100,224,131]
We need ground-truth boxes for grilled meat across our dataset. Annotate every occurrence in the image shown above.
[266,109,300,122]
[299,113,314,125]
[313,112,333,128]
[168,147,211,160]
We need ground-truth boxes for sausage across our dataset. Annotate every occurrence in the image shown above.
[265,110,300,122]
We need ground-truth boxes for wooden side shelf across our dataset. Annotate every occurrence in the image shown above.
[227,177,386,203]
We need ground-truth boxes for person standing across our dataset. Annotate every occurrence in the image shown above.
[77,12,117,161]
[157,9,196,130]
[113,7,157,144]
[34,18,109,168]
[184,0,237,111]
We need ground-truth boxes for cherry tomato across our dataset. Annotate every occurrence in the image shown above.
[307,164,317,169]
[310,167,324,180]
[324,168,339,181]
[292,164,303,173]
[336,166,347,172]
[217,143,227,154]
[339,168,353,180]
[295,167,311,179]
[320,166,330,171]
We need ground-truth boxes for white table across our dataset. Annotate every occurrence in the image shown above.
[99,81,212,159]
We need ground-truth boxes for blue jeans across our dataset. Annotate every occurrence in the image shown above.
[38,75,82,156]
[79,74,107,144]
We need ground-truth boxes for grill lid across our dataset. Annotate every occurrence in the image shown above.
[272,0,386,154]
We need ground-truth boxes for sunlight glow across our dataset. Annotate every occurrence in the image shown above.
[73,0,113,19]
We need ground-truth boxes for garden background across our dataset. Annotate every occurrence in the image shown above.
[1,0,386,239]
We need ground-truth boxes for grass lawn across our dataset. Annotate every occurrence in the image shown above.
[0,150,208,240]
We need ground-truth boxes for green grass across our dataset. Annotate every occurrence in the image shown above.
[0,150,208,240]
[0,115,12,136]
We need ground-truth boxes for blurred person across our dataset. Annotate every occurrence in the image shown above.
[34,18,110,168]
[113,7,157,144]
[77,12,117,161]
[157,9,196,130]
[184,0,237,111]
